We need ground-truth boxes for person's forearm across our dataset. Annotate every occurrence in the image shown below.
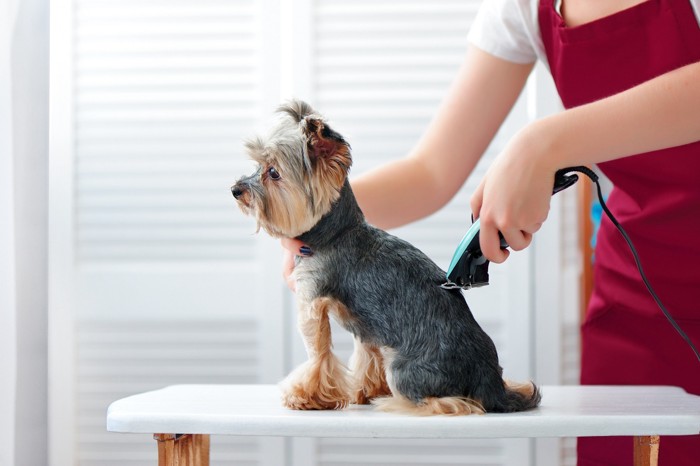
[533,61,700,167]
[351,156,449,229]
[351,47,534,230]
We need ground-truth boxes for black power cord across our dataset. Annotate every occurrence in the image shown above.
[558,166,700,364]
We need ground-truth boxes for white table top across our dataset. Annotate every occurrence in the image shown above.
[107,384,700,439]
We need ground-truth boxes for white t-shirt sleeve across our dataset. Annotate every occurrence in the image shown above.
[467,0,545,64]
[691,0,700,24]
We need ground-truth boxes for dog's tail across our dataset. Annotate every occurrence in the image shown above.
[371,380,541,415]
[371,394,485,416]
[493,379,542,413]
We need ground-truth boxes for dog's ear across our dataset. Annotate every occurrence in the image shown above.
[302,115,352,195]
[302,116,351,165]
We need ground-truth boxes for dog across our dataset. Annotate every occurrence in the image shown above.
[231,100,541,415]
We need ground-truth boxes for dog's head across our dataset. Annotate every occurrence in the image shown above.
[231,100,352,238]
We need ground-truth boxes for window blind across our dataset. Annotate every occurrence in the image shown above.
[75,0,260,262]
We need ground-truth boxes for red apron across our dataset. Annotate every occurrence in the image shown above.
[538,0,700,464]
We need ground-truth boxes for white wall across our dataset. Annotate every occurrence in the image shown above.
[1,3,18,464]
[1,0,49,465]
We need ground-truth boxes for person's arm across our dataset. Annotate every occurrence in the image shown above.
[353,46,534,229]
[472,60,700,263]
[280,46,534,289]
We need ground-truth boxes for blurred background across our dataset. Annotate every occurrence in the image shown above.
[2,0,585,465]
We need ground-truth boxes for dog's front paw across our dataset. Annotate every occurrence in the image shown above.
[279,357,352,410]
[281,383,350,410]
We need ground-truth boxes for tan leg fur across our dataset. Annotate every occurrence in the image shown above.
[349,337,391,404]
[280,297,352,410]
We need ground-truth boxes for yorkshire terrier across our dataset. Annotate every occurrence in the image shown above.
[231,100,541,415]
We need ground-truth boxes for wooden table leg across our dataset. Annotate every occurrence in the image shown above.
[154,433,210,466]
[633,435,660,466]
[194,434,211,465]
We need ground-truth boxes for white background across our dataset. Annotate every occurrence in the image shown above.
[45,0,580,465]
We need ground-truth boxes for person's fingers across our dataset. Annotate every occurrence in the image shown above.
[501,228,532,252]
[280,237,307,256]
[280,238,314,293]
[479,219,509,263]
[470,179,485,220]
[282,249,296,292]
[523,222,543,235]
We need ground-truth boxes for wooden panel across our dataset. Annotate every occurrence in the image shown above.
[633,436,660,466]
[154,434,211,466]
[578,178,594,321]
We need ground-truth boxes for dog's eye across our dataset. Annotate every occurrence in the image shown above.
[267,166,281,180]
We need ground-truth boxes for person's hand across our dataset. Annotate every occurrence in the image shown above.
[280,238,309,292]
[470,123,557,263]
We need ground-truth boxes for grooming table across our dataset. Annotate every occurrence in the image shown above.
[106,384,700,466]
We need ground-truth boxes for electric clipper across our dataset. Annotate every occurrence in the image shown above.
[442,165,700,364]
[443,169,579,290]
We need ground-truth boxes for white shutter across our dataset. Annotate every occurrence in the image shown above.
[74,0,260,262]
[316,438,507,465]
[72,1,283,465]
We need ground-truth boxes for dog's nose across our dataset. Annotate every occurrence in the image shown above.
[231,185,243,199]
